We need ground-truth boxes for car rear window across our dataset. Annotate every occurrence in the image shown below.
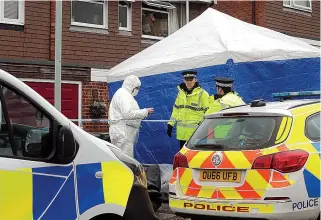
[186,116,283,151]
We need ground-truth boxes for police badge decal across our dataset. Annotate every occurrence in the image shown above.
[212,152,223,167]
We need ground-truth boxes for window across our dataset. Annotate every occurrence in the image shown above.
[305,113,320,141]
[119,1,132,31]
[0,84,52,159]
[71,0,107,29]
[142,1,186,40]
[176,3,187,29]
[283,0,312,12]
[142,0,179,40]
[0,0,24,25]
[186,117,282,151]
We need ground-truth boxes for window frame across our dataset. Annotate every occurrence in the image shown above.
[0,0,24,25]
[141,7,169,40]
[305,112,320,142]
[283,0,312,12]
[118,1,132,31]
[0,79,56,162]
[71,0,108,29]
[143,0,175,10]
[186,116,283,151]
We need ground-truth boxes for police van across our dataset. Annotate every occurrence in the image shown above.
[169,91,320,220]
[0,69,158,220]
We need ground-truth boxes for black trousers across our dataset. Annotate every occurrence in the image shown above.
[179,140,186,149]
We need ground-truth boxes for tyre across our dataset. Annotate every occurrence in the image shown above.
[90,214,124,220]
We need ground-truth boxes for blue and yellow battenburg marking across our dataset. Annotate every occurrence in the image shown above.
[77,161,133,215]
[0,165,74,220]
[287,103,321,199]
[303,142,320,198]
[0,168,33,220]
[0,161,133,220]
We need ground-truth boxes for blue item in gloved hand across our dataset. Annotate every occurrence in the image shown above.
[167,124,173,137]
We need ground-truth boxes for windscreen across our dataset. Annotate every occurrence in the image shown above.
[186,116,283,151]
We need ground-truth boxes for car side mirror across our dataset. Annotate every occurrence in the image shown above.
[57,126,77,163]
[23,129,47,158]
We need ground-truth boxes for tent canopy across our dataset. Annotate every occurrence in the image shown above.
[106,8,319,83]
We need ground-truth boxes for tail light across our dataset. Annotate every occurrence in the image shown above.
[272,150,309,173]
[251,154,273,169]
[173,152,189,170]
[252,150,309,173]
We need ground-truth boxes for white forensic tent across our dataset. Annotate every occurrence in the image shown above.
[105,8,320,164]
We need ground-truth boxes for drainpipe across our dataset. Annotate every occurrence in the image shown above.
[54,0,62,112]
[186,0,189,24]
[252,0,256,25]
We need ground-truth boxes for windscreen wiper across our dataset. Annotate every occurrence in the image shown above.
[193,144,227,150]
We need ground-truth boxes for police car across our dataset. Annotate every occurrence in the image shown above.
[0,69,158,220]
[169,91,320,220]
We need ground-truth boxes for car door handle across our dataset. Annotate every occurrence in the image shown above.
[95,171,103,178]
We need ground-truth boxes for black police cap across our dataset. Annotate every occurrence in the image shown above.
[181,70,197,78]
[214,77,234,87]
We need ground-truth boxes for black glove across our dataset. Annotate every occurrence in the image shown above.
[167,124,173,137]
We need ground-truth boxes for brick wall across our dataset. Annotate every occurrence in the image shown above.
[176,1,254,26]
[264,1,320,40]
[214,1,254,24]
[255,1,266,27]
[49,1,143,67]
[0,62,109,134]
[1,1,319,65]
[0,62,90,81]
[189,2,209,21]
[50,1,56,61]
[0,1,50,60]
[188,1,320,40]
[82,82,109,133]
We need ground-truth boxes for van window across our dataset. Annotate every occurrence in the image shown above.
[186,116,282,151]
[305,113,320,141]
[0,85,52,158]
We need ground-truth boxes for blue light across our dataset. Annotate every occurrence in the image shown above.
[272,91,320,98]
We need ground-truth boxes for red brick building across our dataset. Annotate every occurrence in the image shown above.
[0,0,319,133]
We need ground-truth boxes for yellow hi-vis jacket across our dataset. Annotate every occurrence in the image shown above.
[206,92,245,115]
[205,92,245,138]
[168,83,210,141]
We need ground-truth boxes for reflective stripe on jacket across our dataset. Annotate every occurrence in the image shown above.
[168,85,209,141]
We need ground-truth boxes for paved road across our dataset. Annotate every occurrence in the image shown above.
[156,203,190,220]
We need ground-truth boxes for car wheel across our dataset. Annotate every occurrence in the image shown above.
[191,217,210,220]
[90,214,124,220]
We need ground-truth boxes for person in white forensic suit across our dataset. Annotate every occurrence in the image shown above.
[108,75,154,157]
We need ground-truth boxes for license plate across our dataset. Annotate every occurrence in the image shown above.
[199,170,241,182]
